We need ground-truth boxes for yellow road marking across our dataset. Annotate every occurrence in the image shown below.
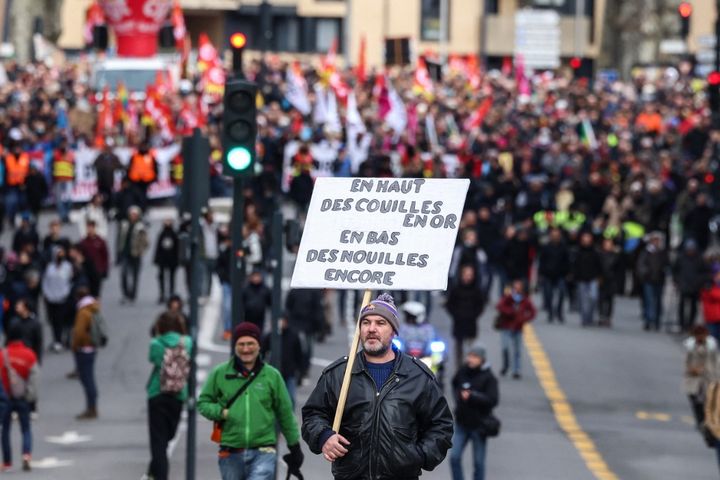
[524,325,620,480]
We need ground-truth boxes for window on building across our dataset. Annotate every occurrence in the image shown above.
[274,16,300,52]
[420,0,449,42]
[485,0,499,14]
[316,18,341,52]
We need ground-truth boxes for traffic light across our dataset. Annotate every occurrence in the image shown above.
[709,71,720,128]
[222,80,258,177]
[678,2,692,39]
[230,32,247,79]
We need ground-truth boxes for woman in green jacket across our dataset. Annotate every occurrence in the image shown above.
[198,322,304,480]
[145,311,192,480]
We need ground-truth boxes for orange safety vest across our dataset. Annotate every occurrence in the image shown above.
[171,155,183,185]
[5,153,29,186]
[128,152,157,183]
[52,151,75,181]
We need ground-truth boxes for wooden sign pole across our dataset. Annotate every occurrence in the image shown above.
[332,289,373,432]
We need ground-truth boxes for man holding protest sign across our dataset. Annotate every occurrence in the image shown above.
[293,177,468,479]
[301,292,453,479]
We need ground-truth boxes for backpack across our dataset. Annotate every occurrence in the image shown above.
[2,349,27,399]
[159,338,190,394]
[89,310,108,348]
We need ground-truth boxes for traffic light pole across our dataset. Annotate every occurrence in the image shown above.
[270,211,283,369]
[184,129,210,480]
[231,176,246,354]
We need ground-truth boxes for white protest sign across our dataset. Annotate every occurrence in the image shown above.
[291,177,469,290]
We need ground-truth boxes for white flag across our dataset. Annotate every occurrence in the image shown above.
[386,83,407,135]
[285,63,311,115]
[345,91,366,133]
[313,84,328,125]
[325,88,342,135]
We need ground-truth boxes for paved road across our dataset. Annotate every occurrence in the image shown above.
[5,206,717,479]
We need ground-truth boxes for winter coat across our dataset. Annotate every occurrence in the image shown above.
[147,332,193,401]
[452,363,499,431]
[242,282,272,329]
[571,246,602,282]
[684,336,719,396]
[448,245,489,290]
[683,204,713,251]
[117,220,149,260]
[538,241,569,280]
[12,227,39,254]
[286,289,325,333]
[198,360,299,449]
[672,253,708,295]
[41,260,73,304]
[216,245,231,284]
[71,297,100,351]
[153,226,179,268]
[261,327,304,380]
[0,341,38,400]
[302,351,453,480]
[25,171,48,212]
[702,285,720,324]
[502,238,532,281]
[79,234,110,277]
[446,283,485,339]
[495,295,536,332]
[598,249,622,293]
[5,314,43,364]
[636,247,669,286]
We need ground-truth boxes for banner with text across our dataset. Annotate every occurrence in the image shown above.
[291,177,469,290]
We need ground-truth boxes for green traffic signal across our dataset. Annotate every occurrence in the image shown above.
[227,147,253,171]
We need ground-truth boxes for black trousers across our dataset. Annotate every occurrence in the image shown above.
[147,394,183,480]
[45,299,68,345]
[121,257,141,300]
[678,293,699,331]
[157,266,176,301]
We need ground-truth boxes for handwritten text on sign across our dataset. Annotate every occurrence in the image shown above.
[291,177,469,290]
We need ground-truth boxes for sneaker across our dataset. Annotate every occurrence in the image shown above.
[50,342,63,353]
[22,455,30,471]
[66,370,78,379]
[512,373,522,380]
[1,463,11,472]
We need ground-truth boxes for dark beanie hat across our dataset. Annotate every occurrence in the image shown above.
[359,293,400,333]
[232,322,262,346]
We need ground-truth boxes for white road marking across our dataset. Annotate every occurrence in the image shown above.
[197,278,227,353]
[196,353,212,367]
[31,457,74,469]
[45,431,92,445]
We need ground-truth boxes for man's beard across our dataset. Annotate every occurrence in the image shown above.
[362,338,389,357]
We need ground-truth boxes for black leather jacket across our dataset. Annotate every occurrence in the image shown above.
[301,350,453,480]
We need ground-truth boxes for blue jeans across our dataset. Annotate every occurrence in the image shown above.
[577,281,599,326]
[501,330,522,375]
[2,399,31,464]
[75,351,97,410]
[541,277,565,322]
[218,448,276,480]
[53,181,72,222]
[222,282,232,333]
[642,283,663,329]
[450,423,487,480]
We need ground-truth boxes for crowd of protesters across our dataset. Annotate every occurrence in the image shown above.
[0,53,718,475]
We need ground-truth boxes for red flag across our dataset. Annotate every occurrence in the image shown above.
[375,73,391,119]
[463,96,493,131]
[356,35,367,84]
[84,1,105,46]
[413,57,434,98]
[171,0,186,50]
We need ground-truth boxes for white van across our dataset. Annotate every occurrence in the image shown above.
[91,56,180,99]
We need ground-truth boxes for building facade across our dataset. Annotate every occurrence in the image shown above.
[57,0,609,68]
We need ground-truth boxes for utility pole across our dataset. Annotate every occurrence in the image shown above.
[184,128,210,480]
